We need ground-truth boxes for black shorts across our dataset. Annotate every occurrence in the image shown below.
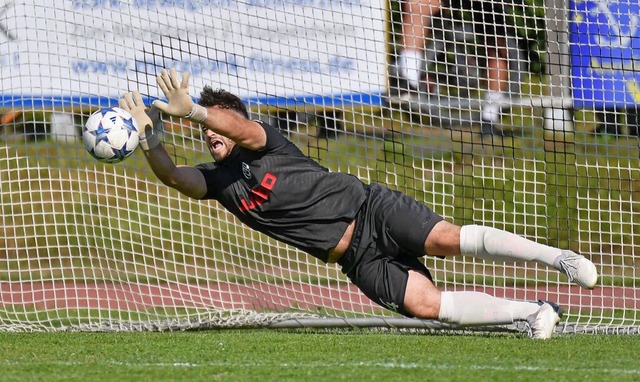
[338,183,444,317]
[447,0,515,43]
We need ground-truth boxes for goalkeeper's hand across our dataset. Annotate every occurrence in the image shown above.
[119,91,161,151]
[152,68,208,123]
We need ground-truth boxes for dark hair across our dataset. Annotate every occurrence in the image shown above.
[198,86,249,119]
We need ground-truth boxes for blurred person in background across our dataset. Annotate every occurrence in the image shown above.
[394,0,518,134]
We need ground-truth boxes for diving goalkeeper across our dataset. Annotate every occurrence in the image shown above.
[119,68,598,339]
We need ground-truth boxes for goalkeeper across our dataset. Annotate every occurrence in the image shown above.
[120,68,598,339]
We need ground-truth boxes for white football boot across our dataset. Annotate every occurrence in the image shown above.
[527,300,563,339]
[557,250,598,289]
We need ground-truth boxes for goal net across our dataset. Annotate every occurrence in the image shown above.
[0,0,638,334]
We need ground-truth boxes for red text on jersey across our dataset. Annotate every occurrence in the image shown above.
[239,172,277,212]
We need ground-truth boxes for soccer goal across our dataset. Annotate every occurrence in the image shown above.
[0,0,638,334]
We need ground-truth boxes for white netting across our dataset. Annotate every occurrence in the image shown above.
[0,0,638,333]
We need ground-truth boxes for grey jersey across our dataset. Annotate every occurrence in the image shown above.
[196,121,366,262]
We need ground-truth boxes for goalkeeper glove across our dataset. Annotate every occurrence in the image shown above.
[119,91,162,151]
[151,68,208,124]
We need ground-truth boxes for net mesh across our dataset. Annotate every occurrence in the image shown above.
[0,0,638,333]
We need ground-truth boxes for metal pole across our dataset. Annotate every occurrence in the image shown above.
[544,0,574,131]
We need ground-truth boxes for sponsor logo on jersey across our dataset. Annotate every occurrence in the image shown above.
[242,162,252,180]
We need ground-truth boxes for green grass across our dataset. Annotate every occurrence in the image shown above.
[1,330,639,381]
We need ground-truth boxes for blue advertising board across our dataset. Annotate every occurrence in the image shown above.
[570,0,640,108]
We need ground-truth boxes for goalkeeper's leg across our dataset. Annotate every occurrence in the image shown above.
[458,224,598,289]
[426,222,598,289]
[405,272,562,339]
[459,224,562,264]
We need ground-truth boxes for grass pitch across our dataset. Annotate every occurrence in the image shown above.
[1,330,639,381]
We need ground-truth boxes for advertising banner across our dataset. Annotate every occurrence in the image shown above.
[0,0,386,108]
[570,0,640,108]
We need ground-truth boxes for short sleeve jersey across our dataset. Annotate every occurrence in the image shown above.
[195,121,367,262]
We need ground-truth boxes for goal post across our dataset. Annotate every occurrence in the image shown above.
[1,0,638,334]
[542,0,574,132]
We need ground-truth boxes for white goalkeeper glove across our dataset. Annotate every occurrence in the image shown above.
[151,68,208,124]
[119,91,162,151]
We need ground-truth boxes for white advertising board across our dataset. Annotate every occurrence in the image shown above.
[0,0,386,108]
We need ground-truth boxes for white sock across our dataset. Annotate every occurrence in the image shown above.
[482,91,505,122]
[397,49,423,88]
[438,291,539,326]
[460,224,562,268]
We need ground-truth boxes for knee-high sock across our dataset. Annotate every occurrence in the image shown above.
[438,291,539,326]
[398,49,423,88]
[460,224,562,268]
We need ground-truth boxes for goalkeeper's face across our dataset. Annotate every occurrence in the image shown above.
[202,128,236,162]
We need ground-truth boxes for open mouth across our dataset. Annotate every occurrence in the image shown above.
[211,140,223,150]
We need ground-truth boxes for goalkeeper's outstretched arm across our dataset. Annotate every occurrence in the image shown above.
[141,142,207,199]
[119,91,207,199]
[151,68,266,150]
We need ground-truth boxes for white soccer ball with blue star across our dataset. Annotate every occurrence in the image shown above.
[83,107,140,163]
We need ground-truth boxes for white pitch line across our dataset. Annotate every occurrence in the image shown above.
[2,360,639,375]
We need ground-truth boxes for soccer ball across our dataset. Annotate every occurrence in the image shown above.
[83,107,140,163]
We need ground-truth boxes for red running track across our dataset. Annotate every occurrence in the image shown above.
[0,281,635,314]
